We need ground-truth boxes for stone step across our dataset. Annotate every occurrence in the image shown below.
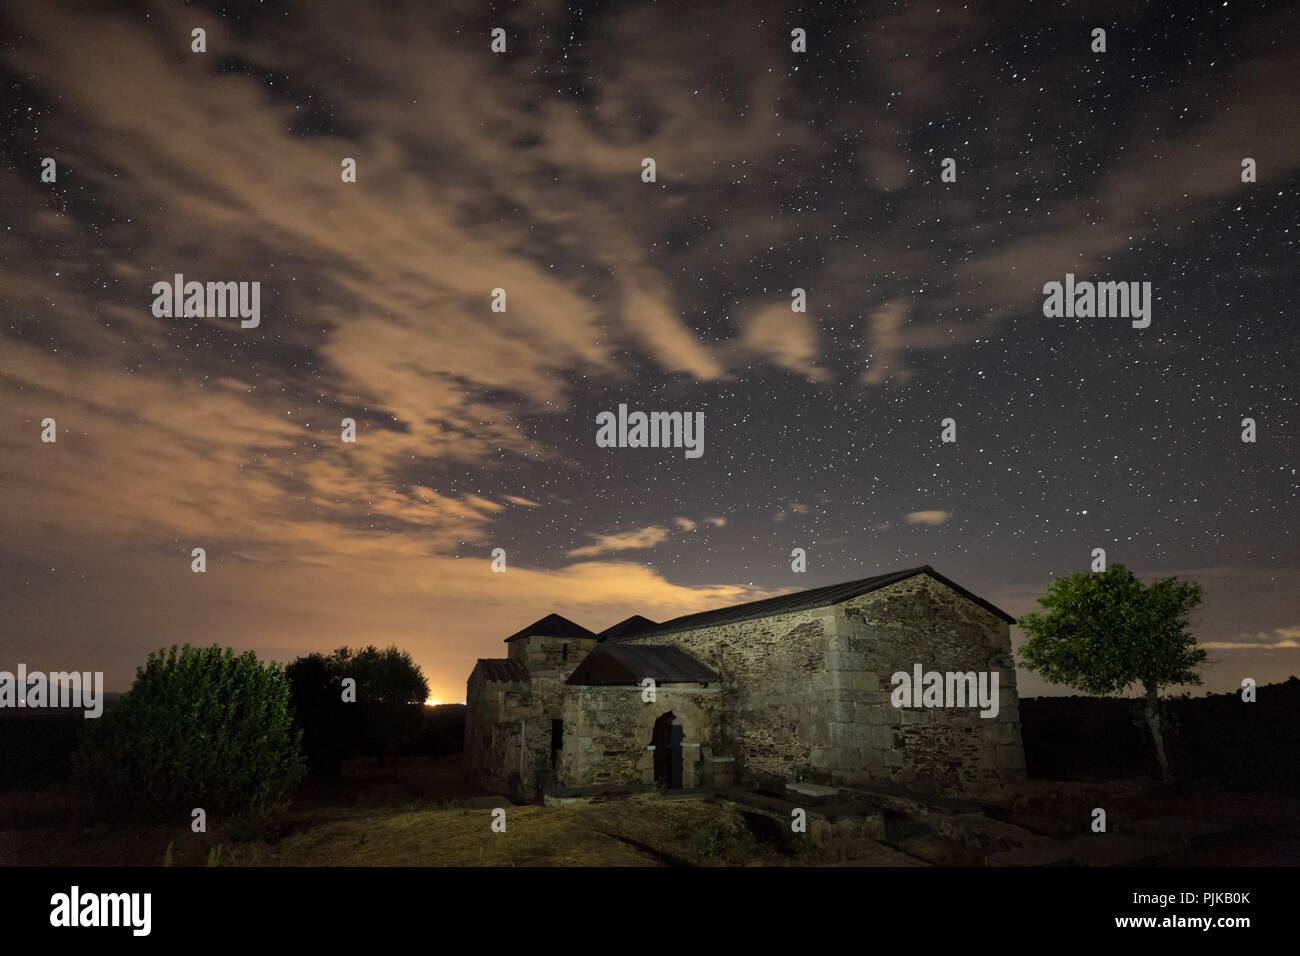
[785,782,842,805]
[720,787,804,814]
[650,788,711,801]
[542,783,656,806]
[720,787,880,825]
[840,782,986,816]
[463,795,514,809]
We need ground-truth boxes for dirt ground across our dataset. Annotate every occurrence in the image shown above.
[1,756,835,867]
[2,755,1296,866]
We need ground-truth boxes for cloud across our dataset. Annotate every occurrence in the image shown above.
[954,48,1300,316]
[621,283,724,380]
[1203,626,1300,650]
[568,526,670,557]
[3,1,1296,706]
[673,517,697,531]
[1202,640,1299,650]
[463,495,505,514]
[862,298,913,385]
[905,510,950,526]
[860,136,910,192]
[0,1,828,704]
[739,302,827,382]
[773,502,812,523]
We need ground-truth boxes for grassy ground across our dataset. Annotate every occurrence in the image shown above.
[3,755,1296,866]
[0,755,848,867]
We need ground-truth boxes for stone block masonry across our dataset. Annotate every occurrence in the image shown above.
[834,574,1025,795]
[465,568,1027,802]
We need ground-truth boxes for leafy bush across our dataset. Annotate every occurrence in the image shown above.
[693,822,725,860]
[73,644,305,831]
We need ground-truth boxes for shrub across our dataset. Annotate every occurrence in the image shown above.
[693,823,725,860]
[286,645,430,774]
[73,644,305,831]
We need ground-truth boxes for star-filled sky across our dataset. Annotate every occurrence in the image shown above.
[2,0,1296,704]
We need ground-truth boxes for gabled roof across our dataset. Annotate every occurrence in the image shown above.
[504,612,597,643]
[567,644,720,686]
[603,565,1014,642]
[473,658,528,683]
[597,614,659,642]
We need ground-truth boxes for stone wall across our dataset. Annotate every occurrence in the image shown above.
[463,668,532,796]
[466,634,597,799]
[832,574,1026,796]
[508,634,597,672]
[468,573,1026,801]
[617,574,1025,797]
[560,683,723,789]
[621,607,839,789]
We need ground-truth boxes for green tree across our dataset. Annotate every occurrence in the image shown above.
[342,644,430,764]
[290,645,430,768]
[1017,564,1206,785]
[286,652,353,779]
[73,644,305,830]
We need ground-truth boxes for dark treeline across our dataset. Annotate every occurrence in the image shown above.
[0,643,465,834]
[0,710,86,790]
[285,645,461,779]
[1020,676,1300,791]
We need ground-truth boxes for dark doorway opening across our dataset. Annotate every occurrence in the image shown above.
[652,712,684,789]
[550,719,563,768]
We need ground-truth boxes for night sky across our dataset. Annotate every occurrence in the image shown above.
[2,0,1296,704]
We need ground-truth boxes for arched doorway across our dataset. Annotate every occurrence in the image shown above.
[652,712,684,789]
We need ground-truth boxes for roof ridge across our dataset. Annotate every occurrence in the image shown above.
[603,565,1011,641]
[504,611,597,643]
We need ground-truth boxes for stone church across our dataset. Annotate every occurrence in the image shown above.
[464,566,1026,802]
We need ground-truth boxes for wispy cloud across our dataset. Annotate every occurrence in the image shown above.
[1204,626,1300,650]
[568,526,670,558]
[906,510,951,526]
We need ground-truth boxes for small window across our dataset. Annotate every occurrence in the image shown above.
[562,643,568,662]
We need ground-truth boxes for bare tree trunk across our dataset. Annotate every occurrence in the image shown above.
[1144,683,1174,785]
